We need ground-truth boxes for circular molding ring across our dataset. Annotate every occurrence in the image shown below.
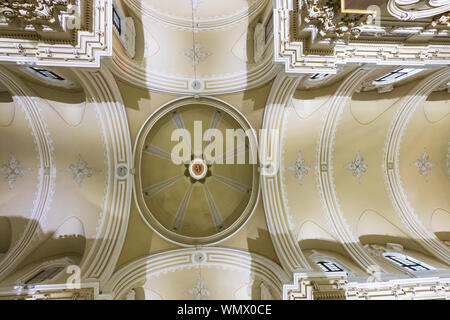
[133,96,260,247]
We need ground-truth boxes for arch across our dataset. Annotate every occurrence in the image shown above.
[316,66,381,271]
[383,67,450,264]
[108,0,279,95]
[23,217,87,265]
[0,66,56,282]
[105,247,289,300]
[0,217,11,254]
[260,73,311,273]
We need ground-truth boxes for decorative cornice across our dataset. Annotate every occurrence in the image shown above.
[347,277,450,300]
[284,272,450,300]
[283,272,348,300]
[387,0,450,21]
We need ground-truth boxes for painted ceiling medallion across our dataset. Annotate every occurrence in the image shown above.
[189,158,207,180]
[413,150,434,178]
[66,154,98,186]
[288,152,310,183]
[0,154,30,189]
[134,97,259,246]
[345,152,368,183]
[185,42,210,66]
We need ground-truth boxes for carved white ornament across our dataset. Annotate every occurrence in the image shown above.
[66,154,98,186]
[0,154,30,189]
[388,0,450,21]
[274,0,450,74]
[188,275,210,300]
[185,42,210,66]
[413,151,434,178]
[304,0,370,38]
[345,152,368,182]
[0,0,73,31]
[288,152,310,183]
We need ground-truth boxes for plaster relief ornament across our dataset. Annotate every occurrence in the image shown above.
[288,152,310,183]
[431,12,450,28]
[0,154,30,189]
[66,154,98,186]
[345,152,368,183]
[188,275,210,300]
[413,150,434,178]
[303,0,372,38]
[0,0,73,31]
[185,42,210,66]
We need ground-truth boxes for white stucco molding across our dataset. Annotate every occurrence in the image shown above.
[104,247,290,300]
[274,0,450,74]
[73,64,133,284]
[260,72,312,273]
[0,66,56,282]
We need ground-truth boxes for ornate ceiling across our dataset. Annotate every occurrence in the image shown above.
[0,0,448,301]
[134,98,259,245]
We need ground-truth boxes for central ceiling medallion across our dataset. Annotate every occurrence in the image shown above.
[134,97,259,246]
[189,158,207,180]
